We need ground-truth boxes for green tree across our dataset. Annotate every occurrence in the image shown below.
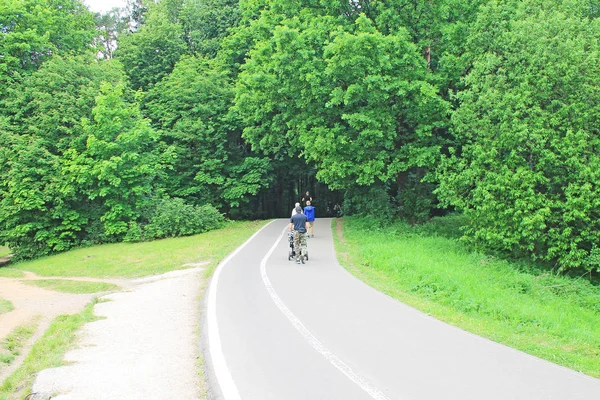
[179,0,241,57]
[93,7,129,59]
[235,7,448,218]
[436,0,600,271]
[0,0,96,92]
[0,55,123,258]
[65,82,161,238]
[144,55,272,211]
[115,1,186,90]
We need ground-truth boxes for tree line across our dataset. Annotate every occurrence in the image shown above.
[1,0,598,272]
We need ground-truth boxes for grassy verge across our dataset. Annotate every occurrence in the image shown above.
[0,301,98,400]
[0,247,9,258]
[334,216,600,378]
[0,321,38,367]
[11,220,268,278]
[0,299,14,316]
[23,280,120,294]
[0,269,24,279]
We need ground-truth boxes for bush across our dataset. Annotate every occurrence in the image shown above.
[437,4,600,272]
[343,186,395,220]
[144,198,225,239]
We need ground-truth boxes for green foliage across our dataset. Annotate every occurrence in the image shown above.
[236,8,449,191]
[65,81,160,239]
[437,0,600,271]
[372,0,487,96]
[115,0,241,89]
[0,59,164,259]
[343,186,395,220]
[179,0,241,57]
[115,1,187,90]
[0,55,124,259]
[143,198,225,240]
[93,7,130,59]
[145,55,272,210]
[3,54,123,150]
[0,0,96,93]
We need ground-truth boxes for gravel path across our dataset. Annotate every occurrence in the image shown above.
[31,268,205,399]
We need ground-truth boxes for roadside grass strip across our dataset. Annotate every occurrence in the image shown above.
[0,300,98,400]
[0,269,24,279]
[22,280,120,294]
[334,217,600,379]
[0,247,9,258]
[0,299,14,316]
[10,220,267,278]
[0,322,38,367]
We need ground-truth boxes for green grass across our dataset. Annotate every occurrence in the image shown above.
[0,246,10,258]
[334,216,600,378]
[0,301,98,400]
[0,298,14,316]
[0,321,38,367]
[23,280,120,294]
[11,220,268,278]
[0,269,24,278]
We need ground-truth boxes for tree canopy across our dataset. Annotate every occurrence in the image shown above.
[1,0,599,272]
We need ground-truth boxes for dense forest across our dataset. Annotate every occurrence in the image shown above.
[0,0,599,272]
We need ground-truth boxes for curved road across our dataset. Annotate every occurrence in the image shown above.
[204,219,600,400]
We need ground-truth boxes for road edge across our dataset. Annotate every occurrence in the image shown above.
[201,220,276,400]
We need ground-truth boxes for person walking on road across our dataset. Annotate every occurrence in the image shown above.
[303,200,315,238]
[291,202,301,217]
[301,191,312,207]
[289,206,308,264]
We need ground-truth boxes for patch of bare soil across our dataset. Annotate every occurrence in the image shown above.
[1,266,207,399]
[0,272,120,384]
[0,255,13,266]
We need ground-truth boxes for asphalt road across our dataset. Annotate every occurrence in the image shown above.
[204,219,600,400]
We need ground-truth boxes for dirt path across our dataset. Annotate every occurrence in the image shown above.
[0,267,207,399]
[0,273,103,385]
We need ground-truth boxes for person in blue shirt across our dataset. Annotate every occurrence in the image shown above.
[303,200,315,238]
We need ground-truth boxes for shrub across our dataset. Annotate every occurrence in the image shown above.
[144,198,225,239]
[343,186,395,220]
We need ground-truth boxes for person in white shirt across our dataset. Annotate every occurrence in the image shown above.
[291,202,301,217]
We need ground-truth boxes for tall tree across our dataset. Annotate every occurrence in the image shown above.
[144,55,272,212]
[64,81,161,238]
[93,7,129,59]
[0,55,124,258]
[0,0,96,95]
[179,0,241,57]
[235,4,448,217]
[436,0,600,271]
[115,1,186,91]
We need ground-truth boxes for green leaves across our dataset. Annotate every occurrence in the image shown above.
[236,9,448,190]
[144,55,271,210]
[0,0,96,90]
[437,1,600,271]
[67,82,160,237]
[115,2,187,91]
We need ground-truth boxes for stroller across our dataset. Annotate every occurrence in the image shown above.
[288,231,308,263]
